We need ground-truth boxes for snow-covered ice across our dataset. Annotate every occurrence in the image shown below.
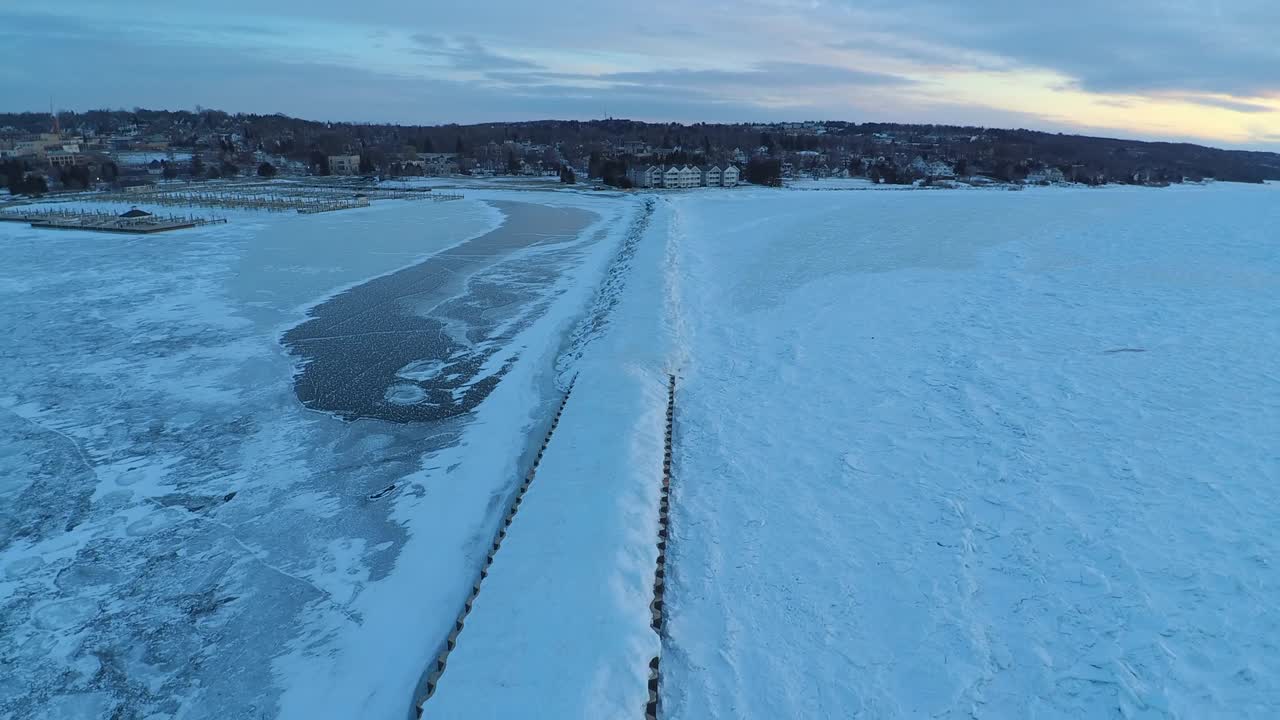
[4,179,1279,720]
[0,187,640,719]
[659,183,1280,718]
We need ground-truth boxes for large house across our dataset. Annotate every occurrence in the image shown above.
[704,165,740,187]
[328,154,361,175]
[910,156,956,179]
[628,164,663,188]
[417,152,460,175]
[627,163,741,189]
[1026,167,1066,184]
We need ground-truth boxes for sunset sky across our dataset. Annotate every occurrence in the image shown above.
[3,1,1278,150]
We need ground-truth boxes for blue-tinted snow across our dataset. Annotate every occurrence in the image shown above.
[5,179,1279,720]
[660,183,1280,718]
[0,190,636,719]
[425,199,664,718]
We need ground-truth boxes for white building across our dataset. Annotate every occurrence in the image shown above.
[663,166,682,188]
[926,160,955,178]
[676,165,700,188]
[627,164,663,188]
[328,154,361,175]
[910,156,955,179]
[1026,167,1066,184]
[628,163,739,189]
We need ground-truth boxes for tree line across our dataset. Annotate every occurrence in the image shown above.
[2,109,1277,185]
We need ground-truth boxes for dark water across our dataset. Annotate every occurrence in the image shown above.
[282,201,595,423]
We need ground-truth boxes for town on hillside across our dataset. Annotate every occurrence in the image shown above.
[3,109,1279,196]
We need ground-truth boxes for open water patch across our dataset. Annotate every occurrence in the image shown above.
[282,201,595,423]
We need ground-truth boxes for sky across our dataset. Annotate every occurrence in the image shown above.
[2,1,1278,150]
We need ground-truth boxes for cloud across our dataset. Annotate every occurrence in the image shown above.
[826,36,1010,73]
[601,63,913,90]
[2,2,1278,149]
[480,62,913,96]
[473,62,915,121]
[840,0,1280,97]
[1179,95,1276,114]
[0,12,774,124]
[409,34,542,71]
[0,9,94,40]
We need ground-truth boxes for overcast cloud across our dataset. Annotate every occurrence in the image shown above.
[1,2,1276,149]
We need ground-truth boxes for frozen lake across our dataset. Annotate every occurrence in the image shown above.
[409,182,1280,720]
[4,181,1278,719]
[0,191,635,719]
[659,183,1280,719]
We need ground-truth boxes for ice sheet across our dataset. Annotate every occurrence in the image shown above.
[0,188,636,719]
[659,183,1280,718]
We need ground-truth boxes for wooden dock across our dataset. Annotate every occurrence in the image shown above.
[0,208,226,234]
[94,180,464,214]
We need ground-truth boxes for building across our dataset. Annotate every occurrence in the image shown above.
[14,140,46,157]
[925,160,955,178]
[627,164,663,188]
[627,163,740,189]
[621,140,650,156]
[328,155,361,175]
[700,165,740,187]
[662,166,682,188]
[910,156,956,179]
[417,152,460,175]
[1026,167,1066,184]
[678,165,701,188]
[46,151,84,168]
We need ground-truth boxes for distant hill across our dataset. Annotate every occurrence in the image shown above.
[2,109,1277,185]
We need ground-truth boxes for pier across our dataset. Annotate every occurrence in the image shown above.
[0,207,227,234]
[95,180,464,214]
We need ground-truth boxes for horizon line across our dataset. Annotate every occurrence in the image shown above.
[4,106,1277,156]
